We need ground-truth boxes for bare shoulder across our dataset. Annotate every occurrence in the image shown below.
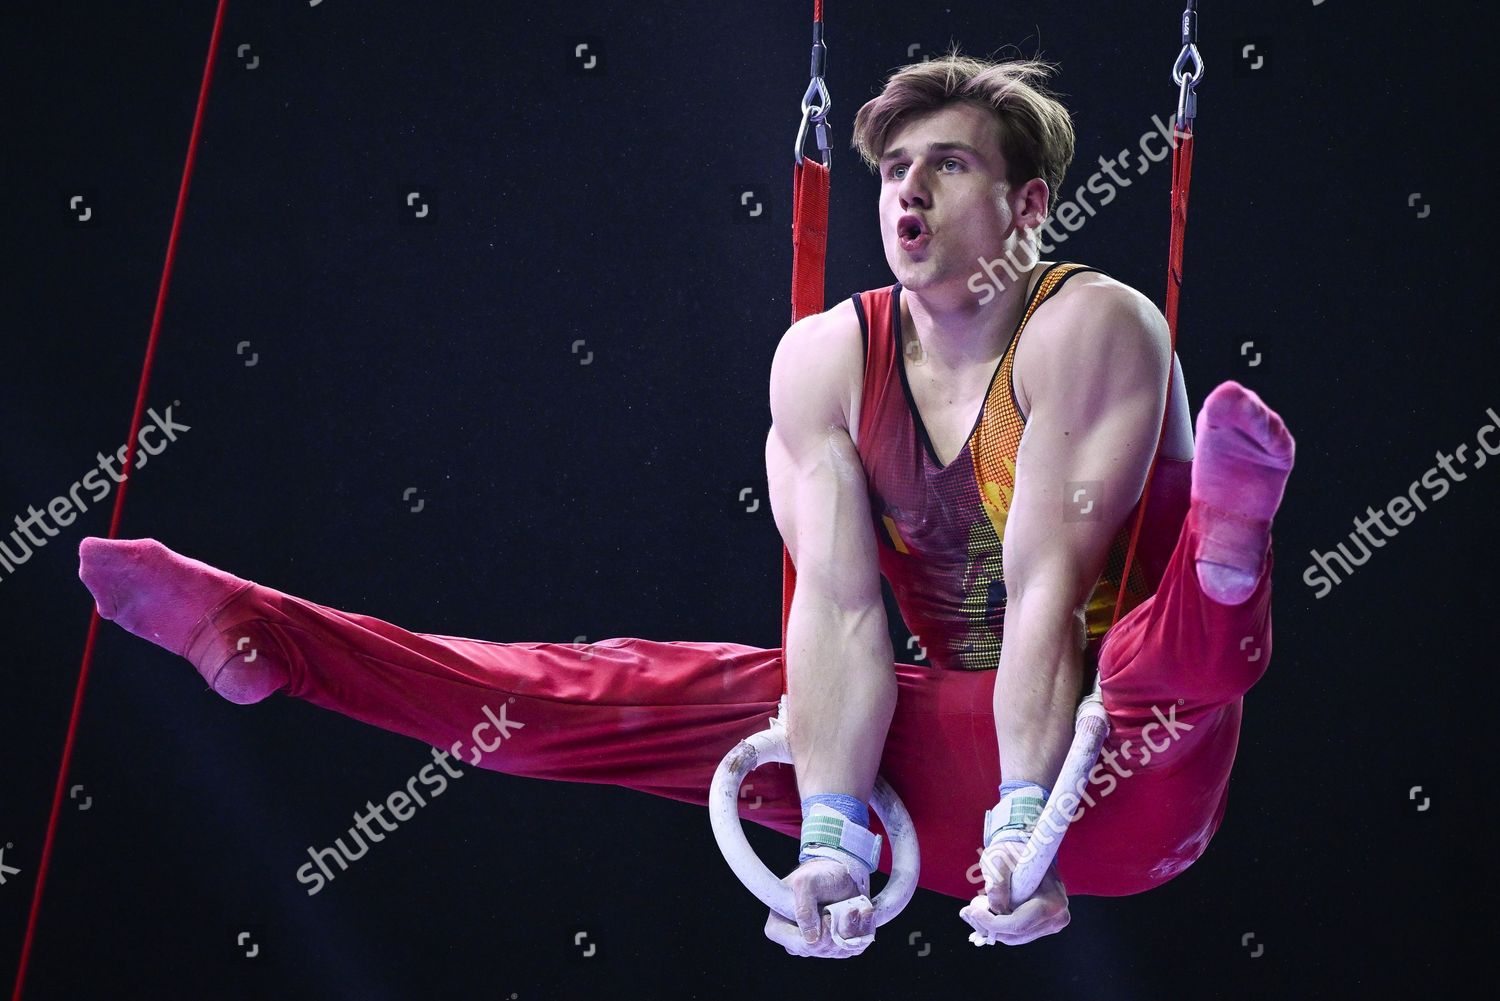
[1015,271,1171,414]
[1045,271,1170,345]
[768,297,864,436]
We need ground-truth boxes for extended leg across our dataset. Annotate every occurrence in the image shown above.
[78,537,799,808]
[74,538,1068,902]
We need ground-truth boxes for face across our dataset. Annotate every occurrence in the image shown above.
[877,102,1046,296]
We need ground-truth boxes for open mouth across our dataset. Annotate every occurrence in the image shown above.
[896,214,930,251]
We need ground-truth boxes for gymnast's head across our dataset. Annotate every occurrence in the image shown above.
[851,52,1075,297]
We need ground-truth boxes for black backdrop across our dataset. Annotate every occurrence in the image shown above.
[2,2,1483,998]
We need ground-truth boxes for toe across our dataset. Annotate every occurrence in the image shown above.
[77,539,118,616]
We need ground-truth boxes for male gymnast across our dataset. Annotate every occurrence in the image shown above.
[77,54,1294,958]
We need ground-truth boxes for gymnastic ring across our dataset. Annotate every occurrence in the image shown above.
[962,687,1110,946]
[709,695,920,929]
[1007,692,1109,903]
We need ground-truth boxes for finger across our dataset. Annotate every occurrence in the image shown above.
[1008,868,1069,927]
[989,867,1062,915]
[837,898,875,941]
[814,925,865,959]
[825,894,876,945]
[965,894,1069,946]
[961,899,1021,946]
[765,910,813,956]
[979,845,1017,909]
[982,863,1013,914]
[811,865,874,956]
[825,936,871,958]
[792,880,825,945]
[768,909,863,959]
[996,870,1070,944]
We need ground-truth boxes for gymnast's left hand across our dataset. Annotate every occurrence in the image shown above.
[763,857,875,958]
[959,839,1071,945]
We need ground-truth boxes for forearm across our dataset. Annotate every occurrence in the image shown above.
[785,588,896,802]
[994,592,1087,787]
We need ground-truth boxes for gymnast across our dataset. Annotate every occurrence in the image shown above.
[77,54,1294,958]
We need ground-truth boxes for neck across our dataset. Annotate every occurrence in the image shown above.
[901,261,1046,371]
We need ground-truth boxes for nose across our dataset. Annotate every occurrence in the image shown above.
[897,166,930,210]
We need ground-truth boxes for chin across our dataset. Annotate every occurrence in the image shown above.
[897,269,939,291]
[884,249,927,286]
[890,259,954,293]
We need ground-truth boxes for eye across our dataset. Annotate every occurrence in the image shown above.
[940,158,963,172]
[887,163,909,180]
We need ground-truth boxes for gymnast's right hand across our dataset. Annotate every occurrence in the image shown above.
[762,858,875,958]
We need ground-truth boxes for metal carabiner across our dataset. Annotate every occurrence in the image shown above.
[794,23,832,167]
[795,75,833,167]
[1171,1,1204,131]
[1172,45,1204,130]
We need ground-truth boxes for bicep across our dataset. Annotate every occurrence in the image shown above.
[765,324,882,612]
[767,422,882,610]
[1002,298,1170,612]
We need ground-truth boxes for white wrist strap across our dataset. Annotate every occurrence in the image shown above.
[800,803,883,876]
[983,785,1047,848]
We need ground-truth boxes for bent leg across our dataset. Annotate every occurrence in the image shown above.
[1099,502,1274,718]
[1056,500,1275,895]
[1038,381,1292,895]
[866,491,1278,901]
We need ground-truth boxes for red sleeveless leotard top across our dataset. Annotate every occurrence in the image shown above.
[851,262,1161,672]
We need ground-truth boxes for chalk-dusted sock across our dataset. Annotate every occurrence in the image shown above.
[1189,381,1295,604]
[79,537,287,704]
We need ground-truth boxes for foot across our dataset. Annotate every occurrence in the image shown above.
[1189,381,1295,604]
[78,537,287,703]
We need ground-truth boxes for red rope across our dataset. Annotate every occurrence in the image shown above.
[10,2,229,996]
[1109,126,1193,630]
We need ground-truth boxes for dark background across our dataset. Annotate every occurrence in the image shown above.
[2,1,1483,998]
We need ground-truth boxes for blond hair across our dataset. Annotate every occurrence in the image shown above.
[851,53,1075,212]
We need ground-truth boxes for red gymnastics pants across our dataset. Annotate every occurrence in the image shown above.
[185,499,1272,901]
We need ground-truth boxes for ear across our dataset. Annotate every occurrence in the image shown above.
[1013,177,1052,233]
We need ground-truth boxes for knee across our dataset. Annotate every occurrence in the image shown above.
[1196,642,1270,707]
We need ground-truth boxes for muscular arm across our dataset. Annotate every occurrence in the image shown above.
[996,283,1171,789]
[765,307,895,803]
